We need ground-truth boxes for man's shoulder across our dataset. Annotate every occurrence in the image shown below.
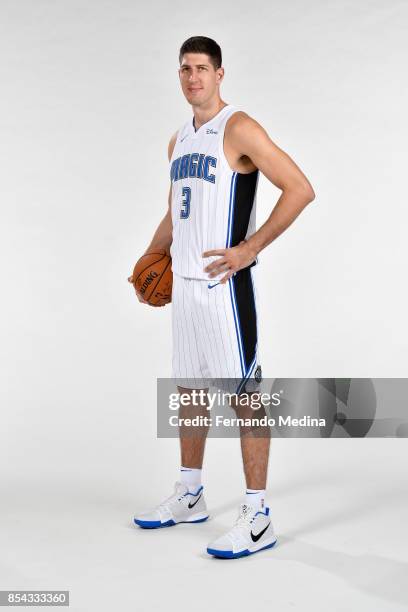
[227,110,263,136]
[228,110,254,126]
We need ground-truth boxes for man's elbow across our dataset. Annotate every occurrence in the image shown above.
[307,187,316,203]
[283,181,315,205]
[297,183,315,205]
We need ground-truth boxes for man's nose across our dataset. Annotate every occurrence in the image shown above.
[188,70,199,82]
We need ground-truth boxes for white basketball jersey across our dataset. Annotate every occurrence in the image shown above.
[169,104,259,280]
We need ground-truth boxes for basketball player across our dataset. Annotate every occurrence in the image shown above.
[131,36,315,558]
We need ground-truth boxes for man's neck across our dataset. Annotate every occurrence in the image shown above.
[192,99,228,131]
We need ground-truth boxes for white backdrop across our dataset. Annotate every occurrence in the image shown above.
[0,1,407,611]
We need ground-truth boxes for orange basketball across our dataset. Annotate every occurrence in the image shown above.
[131,249,172,305]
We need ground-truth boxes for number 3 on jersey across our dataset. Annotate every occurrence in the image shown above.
[180,187,191,219]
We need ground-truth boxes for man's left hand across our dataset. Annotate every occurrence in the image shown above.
[202,241,257,283]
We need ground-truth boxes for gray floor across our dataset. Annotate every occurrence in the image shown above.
[1,438,407,611]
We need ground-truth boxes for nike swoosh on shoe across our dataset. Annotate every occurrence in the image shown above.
[250,522,270,542]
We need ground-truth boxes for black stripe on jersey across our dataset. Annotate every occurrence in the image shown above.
[230,170,259,247]
[232,267,257,374]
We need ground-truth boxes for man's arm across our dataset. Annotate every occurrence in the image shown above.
[143,184,173,255]
[128,132,176,303]
[144,131,177,255]
[203,113,315,282]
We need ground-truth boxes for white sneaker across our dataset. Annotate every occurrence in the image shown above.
[207,503,277,558]
[133,482,209,529]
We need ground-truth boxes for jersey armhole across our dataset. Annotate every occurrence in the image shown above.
[218,109,241,172]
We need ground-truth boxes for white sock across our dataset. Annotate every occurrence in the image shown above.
[245,489,266,511]
[180,466,202,494]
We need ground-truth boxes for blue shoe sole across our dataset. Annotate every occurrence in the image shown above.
[207,539,277,559]
[134,516,209,529]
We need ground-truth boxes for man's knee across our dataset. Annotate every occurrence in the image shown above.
[229,392,267,419]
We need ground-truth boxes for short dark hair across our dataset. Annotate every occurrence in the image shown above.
[179,36,222,70]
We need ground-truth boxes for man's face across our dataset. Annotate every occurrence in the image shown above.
[178,53,224,106]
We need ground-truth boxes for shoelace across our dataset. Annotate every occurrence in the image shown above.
[235,514,254,527]
[157,485,187,512]
[228,506,255,538]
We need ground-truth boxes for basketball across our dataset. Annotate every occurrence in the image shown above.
[131,249,172,305]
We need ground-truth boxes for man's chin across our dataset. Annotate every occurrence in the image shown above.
[184,91,205,103]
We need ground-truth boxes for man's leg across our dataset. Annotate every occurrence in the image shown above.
[206,393,276,558]
[178,386,210,468]
[132,385,210,528]
[232,392,271,490]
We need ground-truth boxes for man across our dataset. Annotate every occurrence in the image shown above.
[131,36,315,558]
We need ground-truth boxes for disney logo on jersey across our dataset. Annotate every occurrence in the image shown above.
[170,153,217,184]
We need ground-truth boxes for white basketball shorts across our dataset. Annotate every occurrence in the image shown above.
[171,265,262,394]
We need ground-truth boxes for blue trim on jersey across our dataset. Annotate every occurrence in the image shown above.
[232,277,246,372]
[236,355,257,395]
[228,278,245,378]
[226,172,237,247]
[226,173,246,378]
[249,267,258,354]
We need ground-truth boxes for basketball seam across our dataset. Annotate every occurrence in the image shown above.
[146,257,172,302]
[133,254,167,286]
